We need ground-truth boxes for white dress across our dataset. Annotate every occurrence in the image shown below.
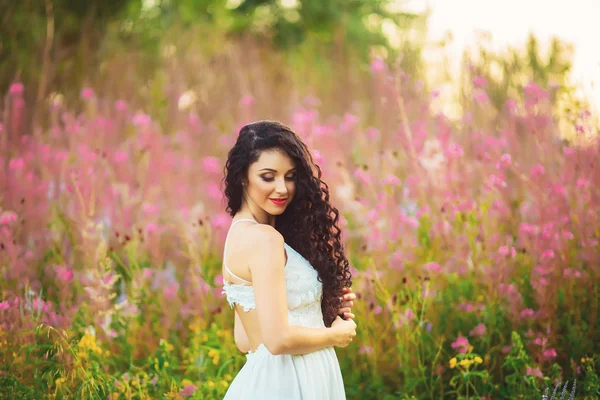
[221,219,346,400]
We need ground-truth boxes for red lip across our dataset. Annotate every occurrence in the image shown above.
[270,198,287,206]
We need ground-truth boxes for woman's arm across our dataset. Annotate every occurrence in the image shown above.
[248,225,340,356]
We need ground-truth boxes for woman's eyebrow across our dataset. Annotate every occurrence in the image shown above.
[259,168,296,172]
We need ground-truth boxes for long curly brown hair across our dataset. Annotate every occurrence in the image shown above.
[222,120,352,327]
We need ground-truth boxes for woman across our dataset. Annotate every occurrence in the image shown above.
[221,120,358,399]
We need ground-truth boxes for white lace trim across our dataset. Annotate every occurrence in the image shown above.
[221,243,322,315]
[222,282,256,312]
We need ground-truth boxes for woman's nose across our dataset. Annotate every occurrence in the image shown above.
[275,178,288,194]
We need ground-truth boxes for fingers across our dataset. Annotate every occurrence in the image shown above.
[344,312,355,320]
[339,294,356,302]
[341,300,354,308]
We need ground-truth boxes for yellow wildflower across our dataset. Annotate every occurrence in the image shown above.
[474,356,483,364]
[160,339,174,352]
[449,358,457,369]
[182,379,193,387]
[225,374,232,381]
[220,380,229,388]
[189,319,202,335]
[459,359,473,368]
[208,380,215,388]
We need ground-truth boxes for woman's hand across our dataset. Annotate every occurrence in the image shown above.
[331,315,357,348]
[338,287,356,320]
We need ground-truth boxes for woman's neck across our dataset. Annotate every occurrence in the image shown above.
[236,206,275,226]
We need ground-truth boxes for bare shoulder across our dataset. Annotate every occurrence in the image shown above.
[240,224,285,263]
[243,224,284,247]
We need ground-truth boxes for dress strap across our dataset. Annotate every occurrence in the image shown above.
[223,218,258,285]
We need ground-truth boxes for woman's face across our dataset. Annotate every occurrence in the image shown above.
[244,149,296,217]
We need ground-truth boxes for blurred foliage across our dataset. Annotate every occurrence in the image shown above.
[0,0,424,117]
[461,33,578,113]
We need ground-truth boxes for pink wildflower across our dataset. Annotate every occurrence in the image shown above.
[526,367,543,378]
[543,348,557,359]
[115,100,128,112]
[179,384,197,398]
[0,211,18,225]
[9,82,24,95]
[80,87,95,100]
[500,153,512,166]
[211,214,230,230]
[520,308,535,318]
[540,249,555,263]
[469,323,486,337]
[381,174,401,185]
[423,262,441,273]
[201,156,221,174]
[446,143,464,158]
[240,95,254,106]
[371,58,386,72]
[451,335,469,354]
[55,265,74,284]
[576,178,590,188]
[473,76,487,88]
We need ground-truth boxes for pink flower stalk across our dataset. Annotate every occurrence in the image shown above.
[359,346,373,355]
[423,262,441,273]
[540,249,555,263]
[526,367,543,378]
[489,174,507,189]
[533,337,548,346]
[55,265,74,284]
[473,90,489,104]
[240,95,254,106]
[353,168,372,185]
[446,143,464,158]
[498,246,516,257]
[451,335,469,354]
[370,58,386,72]
[520,308,535,318]
[80,87,95,100]
[115,100,128,112]
[132,113,151,127]
[530,164,545,177]
[366,128,380,138]
[374,306,382,315]
[473,76,487,88]
[542,348,557,359]
[145,223,161,234]
[9,82,24,95]
[179,384,197,398]
[0,301,10,311]
[211,214,230,230]
[469,323,486,337]
[311,149,325,166]
[0,211,18,225]
[381,174,401,185]
[201,156,221,174]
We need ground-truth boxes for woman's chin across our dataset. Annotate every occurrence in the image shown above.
[266,205,288,215]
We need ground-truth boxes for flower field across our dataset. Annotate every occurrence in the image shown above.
[1,57,599,399]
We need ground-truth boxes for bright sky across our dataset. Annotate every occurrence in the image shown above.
[403,0,600,112]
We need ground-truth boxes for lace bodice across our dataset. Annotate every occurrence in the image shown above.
[221,221,325,328]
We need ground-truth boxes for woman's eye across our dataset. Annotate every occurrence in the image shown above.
[261,176,274,182]
[285,175,296,181]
